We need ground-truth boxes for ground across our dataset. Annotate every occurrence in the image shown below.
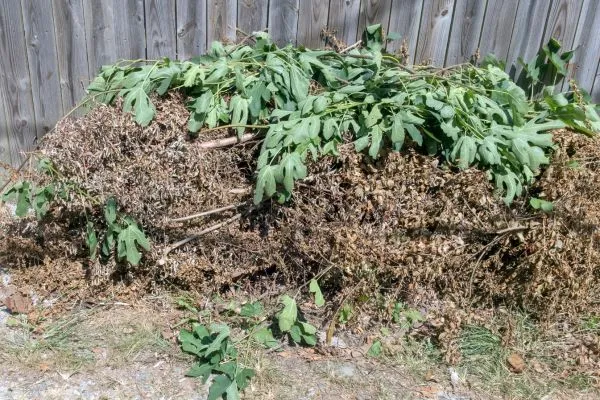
[1,291,599,400]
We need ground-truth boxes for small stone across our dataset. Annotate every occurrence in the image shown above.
[507,353,525,373]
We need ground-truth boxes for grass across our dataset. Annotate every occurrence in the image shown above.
[0,305,173,372]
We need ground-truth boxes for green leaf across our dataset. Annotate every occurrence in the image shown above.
[254,165,278,204]
[390,114,405,148]
[289,324,302,343]
[280,153,307,193]
[86,222,98,259]
[298,321,317,335]
[208,375,233,400]
[186,363,212,382]
[369,125,383,158]
[253,327,279,349]
[104,198,117,225]
[530,197,554,212]
[367,340,382,357]
[354,135,370,152]
[240,302,264,318]
[236,368,255,391]
[206,324,231,355]
[278,295,298,332]
[405,124,422,146]
[122,86,155,126]
[116,221,150,265]
[309,279,325,307]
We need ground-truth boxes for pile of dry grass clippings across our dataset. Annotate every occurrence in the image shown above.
[1,93,599,323]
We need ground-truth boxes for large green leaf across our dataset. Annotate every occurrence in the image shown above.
[116,222,150,265]
[278,295,298,332]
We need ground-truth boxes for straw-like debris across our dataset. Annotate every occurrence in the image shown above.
[1,94,599,322]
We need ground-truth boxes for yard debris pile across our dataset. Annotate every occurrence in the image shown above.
[1,94,599,320]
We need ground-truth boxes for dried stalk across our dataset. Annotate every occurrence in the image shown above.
[168,203,242,222]
[340,40,362,54]
[163,213,242,256]
[198,133,258,149]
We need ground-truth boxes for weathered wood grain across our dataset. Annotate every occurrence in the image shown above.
[207,0,236,44]
[237,0,268,35]
[83,1,117,75]
[478,0,519,64]
[0,0,37,163]
[52,0,89,109]
[387,0,423,58]
[415,0,455,66]
[115,0,146,60]
[145,0,176,59]
[570,0,600,96]
[506,0,552,77]
[268,0,299,46]
[297,0,329,47]
[22,0,64,136]
[445,0,486,65]
[0,82,13,166]
[357,0,393,40]
[176,0,207,59]
[327,0,361,46]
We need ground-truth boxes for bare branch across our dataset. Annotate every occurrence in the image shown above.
[198,133,258,149]
[168,203,242,222]
[163,213,242,256]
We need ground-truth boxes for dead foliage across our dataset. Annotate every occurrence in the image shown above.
[1,95,599,327]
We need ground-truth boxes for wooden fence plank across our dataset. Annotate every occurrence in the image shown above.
[52,0,89,109]
[0,0,37,163]
[145,0,176,59]
[478,0,519,64]
[0,82,13,167]
[297,0,329,47]
[327,0,361,46]
[268,0,299,46]
[115,0,146,60]
[207,0,236,44]
[570,0,600,96]
[387,0,423,59]
[83,0,117,75]
[237,0,268,35]
[542,0,585,91]
[445,0,486,65]
[176,0,207,59]
[21,0,64,136]
[357,0,393,40]
[593,63,600,102]
[415,0,455,65]
[506,0,551,77]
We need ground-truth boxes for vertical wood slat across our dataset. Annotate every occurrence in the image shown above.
[206,0,236,44]
[268,0,299,46]
[176,0,207,59]
[478,0,520,64]
[52,0,89,110]
[327,0,361,46]
[445,0,487,65]
[21,0,64,136]
[237,0,268,36]
[414,0,455,65]
[84,0,148,76]
[387,0,423,59]
[570,0,600,101]
[506,0,552,77]
[0,78,12,167]
[83,0,117,76]
[297,0,330,47]
[145,0,176,59]
[0,0,37,164]
[542,0,586,91]
[357,0,393,41]
[115,0,146,60]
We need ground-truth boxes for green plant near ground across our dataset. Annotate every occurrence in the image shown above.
[85,24,599,206]
[180,323,255,400]
[1,158,149,266]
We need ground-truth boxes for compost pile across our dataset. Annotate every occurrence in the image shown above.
[1,93,599,320]
[2,26,600,321]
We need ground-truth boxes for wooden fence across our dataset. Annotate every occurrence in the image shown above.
[1,0,600,168]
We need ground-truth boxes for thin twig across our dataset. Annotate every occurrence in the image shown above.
[198,133,258,149]
[163,213,242,256]
[168,203,242,222]
[494,225,527,235]
[340,40,362,54]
